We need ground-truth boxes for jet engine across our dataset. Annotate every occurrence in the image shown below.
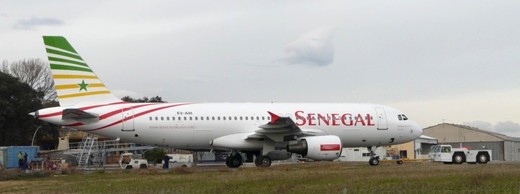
[287,135,342,160]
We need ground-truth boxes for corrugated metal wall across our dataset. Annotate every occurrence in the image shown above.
[504,141,520,161]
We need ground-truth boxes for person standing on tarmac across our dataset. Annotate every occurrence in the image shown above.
[17,151,23,169]
[163,154,170,169]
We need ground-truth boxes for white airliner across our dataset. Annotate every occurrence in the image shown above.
[33,36,422,168]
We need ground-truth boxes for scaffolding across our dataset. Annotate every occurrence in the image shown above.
[69,133,154,170]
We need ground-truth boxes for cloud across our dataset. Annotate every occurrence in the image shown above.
[462,121,493,131]
[463,120,520,137]
[278,26,337,67]
[13,17,65,30]
[495,121,520,134]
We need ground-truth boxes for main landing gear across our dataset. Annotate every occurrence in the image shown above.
[254,155,271,167]
[367,146,380,166]
[225,151,273,168]
[225,151,243,168]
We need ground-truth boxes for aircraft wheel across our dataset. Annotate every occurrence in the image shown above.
[369,157,380,166]
[254,156,262,167]
[226,153,242,168]
[255,156,271,167]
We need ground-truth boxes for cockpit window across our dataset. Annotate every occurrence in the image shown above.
[398,115,402,121]
[402,115,408,120]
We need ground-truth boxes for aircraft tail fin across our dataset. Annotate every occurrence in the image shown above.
[43,36,122,107]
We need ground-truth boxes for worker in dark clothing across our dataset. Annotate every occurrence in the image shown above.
[163,154,170,169]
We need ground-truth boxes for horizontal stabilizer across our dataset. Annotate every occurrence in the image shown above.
[62,108,99,121]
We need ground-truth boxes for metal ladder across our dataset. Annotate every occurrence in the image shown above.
[77,133,97,169]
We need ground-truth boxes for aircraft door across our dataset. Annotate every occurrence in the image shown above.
[121,107,135,131]
[375,107,388,130]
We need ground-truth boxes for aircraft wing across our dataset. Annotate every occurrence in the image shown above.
[247,111,307,142]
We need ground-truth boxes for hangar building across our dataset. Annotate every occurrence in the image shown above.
[423,123,520,161]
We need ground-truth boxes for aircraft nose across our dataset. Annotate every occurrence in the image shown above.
[411,121,423,138]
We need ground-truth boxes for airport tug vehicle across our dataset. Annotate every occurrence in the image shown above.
[429,145,491,164]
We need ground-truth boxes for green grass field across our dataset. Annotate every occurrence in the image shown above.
[1,162,520,193]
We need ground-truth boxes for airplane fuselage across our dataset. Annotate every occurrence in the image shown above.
[37,102,422,150]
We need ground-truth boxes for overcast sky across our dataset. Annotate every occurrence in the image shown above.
[2,1,520,136]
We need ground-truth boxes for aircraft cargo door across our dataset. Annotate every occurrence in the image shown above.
[122,108,135,131]
[375,107,388,130]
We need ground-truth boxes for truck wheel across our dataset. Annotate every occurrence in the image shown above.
[453,153,464,164]
[125,165,132,170]
[477,153,489,164]
[140,164,148,169]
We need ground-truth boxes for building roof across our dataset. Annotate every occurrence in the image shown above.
[424,123,520,142]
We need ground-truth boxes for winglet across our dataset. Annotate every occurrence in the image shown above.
[268,111,280,124]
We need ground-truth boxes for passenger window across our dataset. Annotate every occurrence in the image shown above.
[223,117,226,121]
[229,116,232,120]
[184,117,187,120]
[245,117,248,120]
[172,117,175,121]
[166,117,169,121]
[250,116,254,120]
[398,115,402,121]
[218,117,221,120]
[200,117,203,121]
[178,117,181,121]
[195,117,198,120]
[240,116,243,120]
[256,116,259,120]
[149,117,152,121]
[212,116,215,120]
[155,117,158,121]
[206,116,209,120]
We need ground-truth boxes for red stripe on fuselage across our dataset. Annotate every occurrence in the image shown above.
[84,103,191,131]
[98,104,156,120]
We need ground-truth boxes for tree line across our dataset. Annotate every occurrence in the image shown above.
[0,59,58,148]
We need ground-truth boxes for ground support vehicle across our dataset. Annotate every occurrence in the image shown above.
[429,145,491,164]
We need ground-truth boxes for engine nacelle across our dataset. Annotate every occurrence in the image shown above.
[287,135,342,160]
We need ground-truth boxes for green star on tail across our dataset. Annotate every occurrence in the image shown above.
[78,80,89,91]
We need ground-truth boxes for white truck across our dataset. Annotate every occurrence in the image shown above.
[162,154,194,168]
[119,153,149,169]
[429,145,491,164]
